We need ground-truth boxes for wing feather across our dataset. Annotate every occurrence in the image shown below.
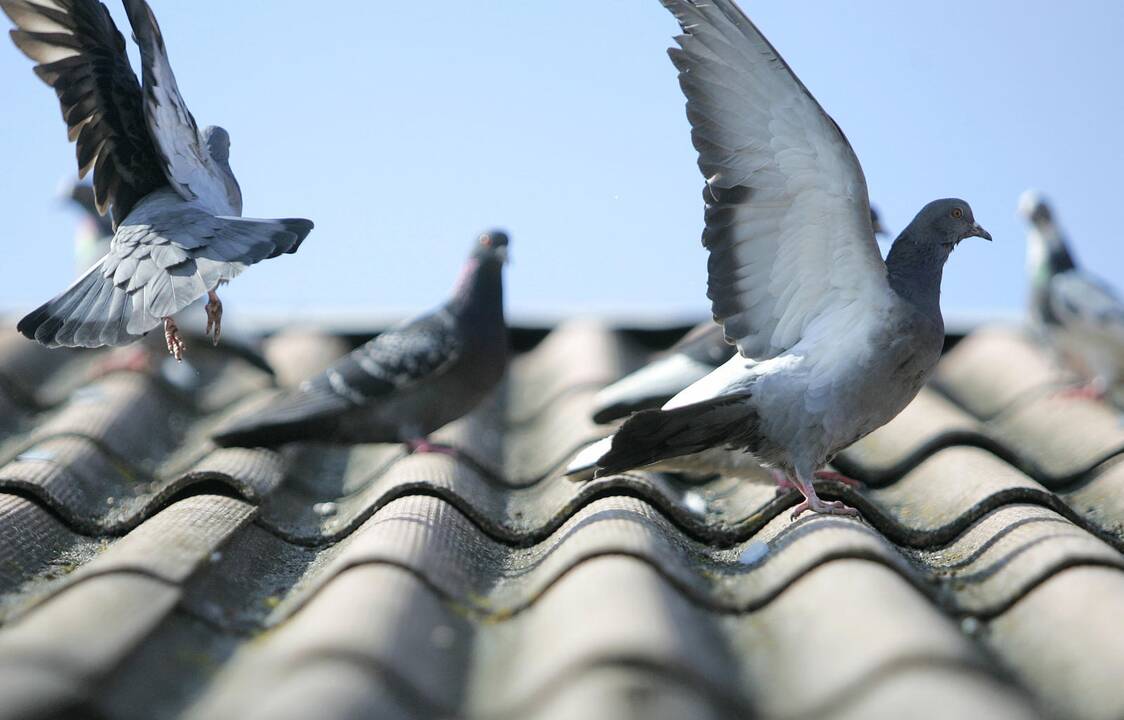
[662,0,889,359]
[2,0,166,225]
[121,0,238,215]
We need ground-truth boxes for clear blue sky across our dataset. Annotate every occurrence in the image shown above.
[1,1,1122,325]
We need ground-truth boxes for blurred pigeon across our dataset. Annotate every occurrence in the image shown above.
[1020,191,1124,399]
[62,180,114,273]
[569,0,990,519]
[4,0,313,360]
[591,209,888,425]
[213,232,510,448]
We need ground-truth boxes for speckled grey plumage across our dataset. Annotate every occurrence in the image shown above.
[212,232,510,448]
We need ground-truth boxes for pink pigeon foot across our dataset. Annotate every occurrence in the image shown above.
[771,469,798,492]
[164,317,186,361]
[205,291,223,346]
[1057,382,1108,402]
[790,494,860,521]
[405,438,462,458]
[773,469,860,520]
[814,470,864,489]
[87,346,155,380]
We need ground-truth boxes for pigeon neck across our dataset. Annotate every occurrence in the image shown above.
[885,230,946,319]
[1028,218,1076,277]
[450,258,504,320]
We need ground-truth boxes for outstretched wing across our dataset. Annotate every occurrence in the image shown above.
[121,0,239,215]
[2,0,166,226]
[1049,270,1124,346]
[662,0,890,359]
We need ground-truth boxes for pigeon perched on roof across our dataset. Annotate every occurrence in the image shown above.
[212,232,510,449]
[1019,191,1124,400]
[569,0,990,519]
[3,0,313,360]
[590,209,889,426]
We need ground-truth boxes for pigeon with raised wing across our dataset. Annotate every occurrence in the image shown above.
[1020,191,1124,400]
[3,0,313,360]
[212,232,510,448]
[571,0,990,519]
[590,209,888,425]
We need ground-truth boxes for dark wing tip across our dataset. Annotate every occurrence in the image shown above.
[16,303,52,342]
[280,219,314,254]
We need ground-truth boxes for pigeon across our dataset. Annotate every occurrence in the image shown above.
[3,0,313,360]
[1019,191,1124,400]
[590,209,889,425]
[571,0,991,519]
[212,232,510,448]
[63,180,114,273]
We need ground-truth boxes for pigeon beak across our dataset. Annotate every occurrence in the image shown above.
[965,224,992,242]
[495,246,510,264]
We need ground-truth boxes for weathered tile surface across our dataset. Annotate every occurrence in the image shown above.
[0,320,1120,720]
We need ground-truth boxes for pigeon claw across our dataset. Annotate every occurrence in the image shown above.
[205,291,223,346]
[790,495,860,521]
[163,317,186,362]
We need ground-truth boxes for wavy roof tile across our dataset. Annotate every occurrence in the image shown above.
[0,321,1121,720]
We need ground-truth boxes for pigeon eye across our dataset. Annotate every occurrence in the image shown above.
[951,208,963,219]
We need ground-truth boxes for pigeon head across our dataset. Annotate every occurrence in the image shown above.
[885,199,990,315]
[1017,190,1052,226]
[870,207,888,237]
[203,126,232,163]
[913,198,992,253]
[472,230,510,265]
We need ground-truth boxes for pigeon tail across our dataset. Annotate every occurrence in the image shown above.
[210,415,338,448]
[18,259,139,348]
[593,394,757,477]
[212,384,349,448]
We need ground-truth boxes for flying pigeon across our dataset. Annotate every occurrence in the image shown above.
[212,232,510,448]
[1019,191,1124,400]
[590,209,889,425]
[570,0,991,519]
[3,0,313,360]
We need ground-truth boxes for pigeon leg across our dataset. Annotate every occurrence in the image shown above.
[163,317,186,361]
[1057,378,1108,402]
[771,468,798,492]
[205,291,223,346]
[788,468,859,520]
[405,438,462,459]
[88,346,154,379]
[813,469,864,489]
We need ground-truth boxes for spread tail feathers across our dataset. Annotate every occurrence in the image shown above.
[18,259,140,348]
[594,394,756,477]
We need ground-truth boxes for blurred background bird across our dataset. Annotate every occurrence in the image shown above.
[1020,190,1124,401]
